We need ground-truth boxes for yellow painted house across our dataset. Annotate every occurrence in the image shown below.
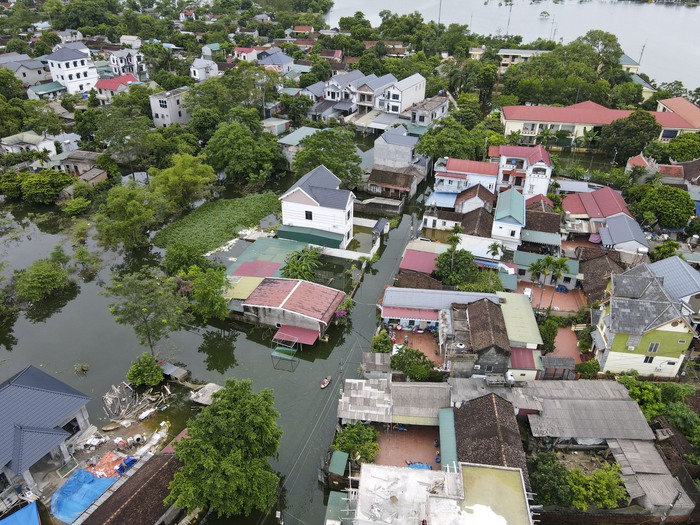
[593,264,693,378]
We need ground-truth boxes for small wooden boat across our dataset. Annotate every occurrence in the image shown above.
[321,376,332,389]
[101,422,121,432]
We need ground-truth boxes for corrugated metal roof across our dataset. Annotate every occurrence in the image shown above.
[277,126,321,146]
[382,287,499,310]
[1,366,89,474]
[520,229,561,246]
[328,450,348,476]
[497,292,544,346]
[649,256,700,300]
[494,188,525,225]
[438,408,458,472]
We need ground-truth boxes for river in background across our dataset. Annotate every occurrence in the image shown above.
[327,0,700,89]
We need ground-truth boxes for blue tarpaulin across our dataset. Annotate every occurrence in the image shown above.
[0,502,40,525]
[50,470,116,524]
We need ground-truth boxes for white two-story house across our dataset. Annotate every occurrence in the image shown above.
[488,145,552,197]
[433,157,499,194]
[190,58,219,81]
[381,73,426,114]
[356,73,397,115]
[108,48,147,79]
[279,165,354,249]
[45,47,98,95]
[149,86,190,127]
[491,188,525,251]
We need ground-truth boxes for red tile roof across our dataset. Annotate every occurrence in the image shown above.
[274,324,319,345]
[626,154,649,168]
[95,74,137,91]
[658,97,700,128]
[525,194,554,208]
[235,47,254,53]
[445,158,499,176]
[399,249,439,274]
[562,186,630,218]
[659,164,684,178]
[509,347,537,369]
[489,144,551,166]
[294,25,313,32]
[382,306,439,321]
[232,260,281,278]
[503,101,697,130]
[244,278,345,326]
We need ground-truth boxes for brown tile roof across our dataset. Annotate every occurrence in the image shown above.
[453,393,530,489]
[394,270,442,290]
[525,209,561,234]
[435,209,464,223]
[464,299,510,354]
[82,454,180,525]
[579,249,624,302]
[675,158,700,185]
[368,169,414,191]
[460,207,493,238]
[658,164,684,178]
[455,184,495,206]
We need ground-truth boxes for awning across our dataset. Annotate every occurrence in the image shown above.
[474,258,499,269]
[274,324,319,345]
[588,233,602,243]
[382,306,439,321]
[333,101,354,111]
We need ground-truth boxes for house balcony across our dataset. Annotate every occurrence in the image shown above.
[434,179,466,194]
[521,129,537,136]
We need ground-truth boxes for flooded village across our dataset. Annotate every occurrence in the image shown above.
[2,1,700,524]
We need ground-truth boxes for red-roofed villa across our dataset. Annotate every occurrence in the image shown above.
[95,74,137,105]
[562,186,631,234]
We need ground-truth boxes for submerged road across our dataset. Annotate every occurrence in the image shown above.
[261,216,411,525]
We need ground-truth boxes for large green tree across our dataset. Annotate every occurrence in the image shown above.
[14,259,71,302]
[149,154,216,211]
[166,378,282,517]
[292,129,362,187]
[599,110,662,164]
[179,265,230,322]
[668,133,700,162]
[105,268,192,354]
[95,183,167,250]
[20,170,74,204]
[635,184,694,229]
[433,248,477,287]
[203,121,284,190]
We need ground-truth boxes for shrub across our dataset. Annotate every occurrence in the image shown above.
[14,259,70,302]
[617,376,664,420]
[126,353,164,386]
[372,330,393,353]
[659,382,695,404]
[334,297,354,326]
[539,317,559,354]
[63,197,92,216]
[529,452,572,506]
[333,422,379,463]
[390,347,439,382]
[575,359,600,379]
[663,401,700,434]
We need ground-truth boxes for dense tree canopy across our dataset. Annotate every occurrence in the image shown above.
[599,110,662,163]
[292,129,362,187]
[166,378,282,517]
[149,154,216,211]
[667,133,700,162]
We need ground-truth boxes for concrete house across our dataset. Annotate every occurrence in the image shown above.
[434,157,499,194]
[108,48,146,79]
[149,86,190,127]
[489,145,553,197]
[279,165,354,249]
[119,35,142,49]
[258,52,294,74]
[562,186,631,235]
[648,256,700,330]
[242,278,346,340]
[45,47,98,95]
[594,265,693,378]
[491,188,526,251]
[233,47,258,62]
[57,29,83,43]
[0,366,91,496]
[381,73,426,114]
[410,95,449,128]
[94,73,137,105]
[513,251,580,291]
[3,59,51,86]
[454,184,495,214]
[497,48,549,74]
[190,58,219,81]
[356,73,397,115]
[277,126,322,167]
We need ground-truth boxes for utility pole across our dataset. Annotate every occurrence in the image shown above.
[638,40,647,65]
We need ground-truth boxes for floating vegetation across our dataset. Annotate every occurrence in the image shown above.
[74,362,90,375]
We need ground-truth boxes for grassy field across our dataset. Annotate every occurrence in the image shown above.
[153,193,281,253]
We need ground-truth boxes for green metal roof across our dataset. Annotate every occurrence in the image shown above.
[496,291,544,346]
[324,491,354,524]
[498,270,518,291]
[512,251,579,276]
[328,450,348,476]
[29,81,66,95]
[619,53,639,67]
[278,126,322,146]
[407,124,430,136]
[520,229,561,246]
[438,408,458,472]
[494,188,525,225]
[277,224,344,248]
[225,237,307,276]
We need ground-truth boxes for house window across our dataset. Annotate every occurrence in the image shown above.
[419,116,425,122]
[648,342,659,353]
[68,74,73,80]
[679,340,687,344]
[391,93,399,100]
[159,100,167,108]
[178,110,182,117]
[79,84,84,91]
[643,356,654,364]
[22,72,26,77]
[442,221,446,227]
[563,277,571,283]
[176,99,180,105]
[510,230,516,237]
[81,60,85,66]
[518,269,526,276]
[347,210,350,220]
[346,231,350,239]
[391,105,399,112]
[305,211,313,220]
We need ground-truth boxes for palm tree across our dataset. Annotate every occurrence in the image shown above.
[547,257,571,310]
[448,225,463,273]
[488,242,502,259]
[281,248,322,282]
[528,260,544,309]
[537,128,555,150]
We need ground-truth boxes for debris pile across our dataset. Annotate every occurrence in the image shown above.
[102,382,172,424]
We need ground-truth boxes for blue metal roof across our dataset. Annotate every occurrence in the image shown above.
[438,408,458,471]
[425,192,457,208]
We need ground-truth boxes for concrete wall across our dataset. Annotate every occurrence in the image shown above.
[243,305,322,333]
[281,200,352,249]
[374,138,413,170]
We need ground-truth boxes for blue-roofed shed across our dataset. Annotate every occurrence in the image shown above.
[438,408,458,472]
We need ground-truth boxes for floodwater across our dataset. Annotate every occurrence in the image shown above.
[327,0,700,89]
[0,199,414,525]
